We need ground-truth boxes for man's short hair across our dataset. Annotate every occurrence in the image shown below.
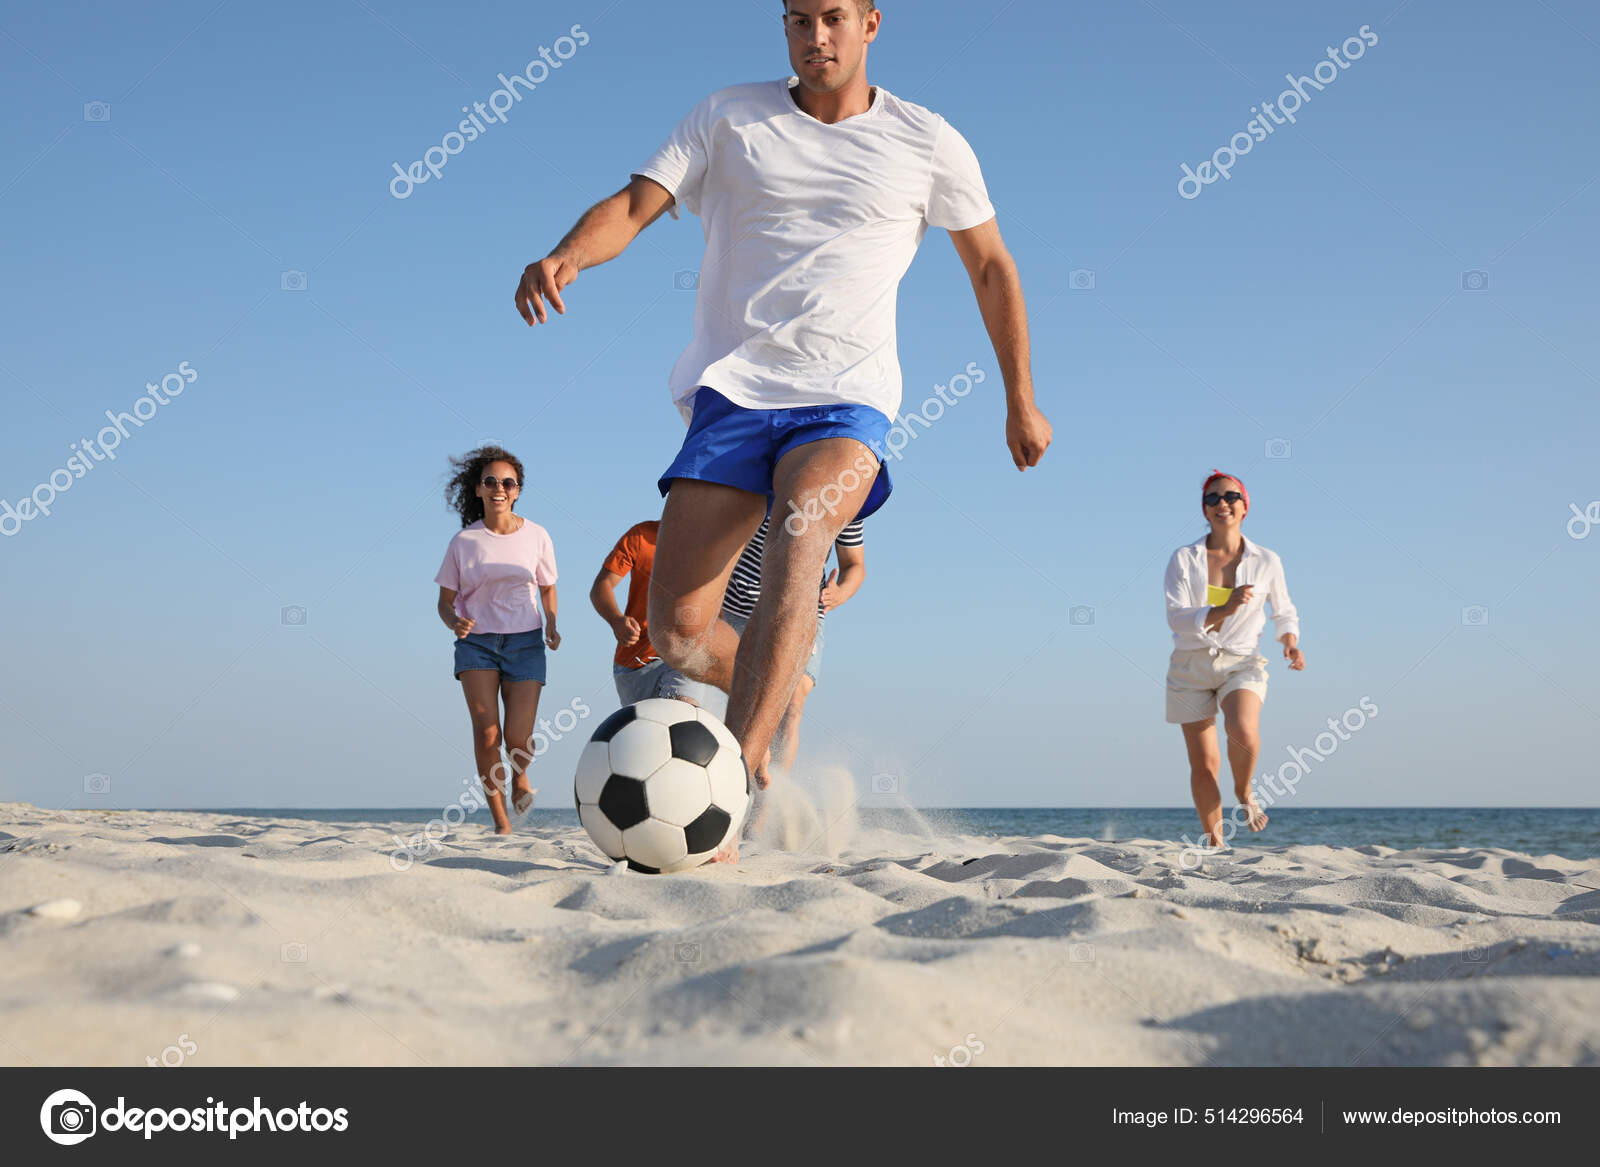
[784,1,877,16]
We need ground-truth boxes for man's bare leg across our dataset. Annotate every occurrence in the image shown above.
[776,672,814,774]
[648,480,768,693]
[648,479,767,860]
[726,438,877,795]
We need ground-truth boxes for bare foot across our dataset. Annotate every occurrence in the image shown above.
[1241,798,1268,832]
[511,781,537,817]
[484,790,512,835]
[709,838,740,863]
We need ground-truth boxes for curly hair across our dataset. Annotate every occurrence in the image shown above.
[444,446,527,529]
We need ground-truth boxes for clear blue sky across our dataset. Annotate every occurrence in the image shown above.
[3,0,1597,811]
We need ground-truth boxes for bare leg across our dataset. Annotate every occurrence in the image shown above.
[500,679,544,816]
[1181,719,1224,847]
[648,481,768,694]
[1220,689,1267,831]
[460,670,512,834]
[726,438,877,796]
[776,671,814,774]
[649,481,768,861]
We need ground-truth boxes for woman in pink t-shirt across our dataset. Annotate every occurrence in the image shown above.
[434,447,560,835]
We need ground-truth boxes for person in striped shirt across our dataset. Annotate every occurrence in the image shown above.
[721,514,866,780]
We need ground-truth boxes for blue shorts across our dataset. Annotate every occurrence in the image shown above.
[658,388,893,520]
[454,629,547,684]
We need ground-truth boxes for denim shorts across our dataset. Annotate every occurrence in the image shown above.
[658,387,893,519]
[612,659,708,705]
[720,611,825,684]
[454,629,547,684]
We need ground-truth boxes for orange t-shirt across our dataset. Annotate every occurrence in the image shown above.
[603,521,659,669]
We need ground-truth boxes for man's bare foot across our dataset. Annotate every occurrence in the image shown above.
[709,838,739,863]
[1241,798,1268,832]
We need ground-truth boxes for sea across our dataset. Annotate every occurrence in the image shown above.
[204,807,1600,860]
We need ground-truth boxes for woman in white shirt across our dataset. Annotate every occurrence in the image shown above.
[1163,472,1305,847]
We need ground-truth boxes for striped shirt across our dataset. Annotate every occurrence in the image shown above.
[722,516,865,621]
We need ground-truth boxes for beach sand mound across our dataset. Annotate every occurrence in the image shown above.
[2,801,1596,1066]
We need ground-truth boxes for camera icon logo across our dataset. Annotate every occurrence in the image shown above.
[84,773,111,795]
[675,942,701,963]
[1069,605,1095,627]
[281,941,308,963]
[83,102,111,122]
[870,773,899,794]
[673,269,699,290]
[1461,270,1489,291]
[281,605,307,627]
[280,270,308,292]
[1070,942,1097,963]
[1068,268,1096,291]
[1461,605,1489,627]
[40,1089,97,1145]
[1265,437,1292,460]
[1462,947,1488,963]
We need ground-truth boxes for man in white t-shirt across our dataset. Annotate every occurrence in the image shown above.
[514,0,1051,856]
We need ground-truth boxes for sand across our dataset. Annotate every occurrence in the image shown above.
[2,797,1597,1067]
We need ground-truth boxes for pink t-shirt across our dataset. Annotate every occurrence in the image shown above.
[434,519,558,634]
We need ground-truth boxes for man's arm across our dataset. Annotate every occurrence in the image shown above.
[590,568,640,646]
[515,176,677,325]
[948,219,1052,470]
[819,545,865,612]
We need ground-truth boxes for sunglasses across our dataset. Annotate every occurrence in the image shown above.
[1203,491,1244,507]
[481,476,521,491]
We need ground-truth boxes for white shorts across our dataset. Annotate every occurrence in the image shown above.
[1165,648,1268,724]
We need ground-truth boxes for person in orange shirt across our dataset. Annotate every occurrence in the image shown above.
[590,520,706,705]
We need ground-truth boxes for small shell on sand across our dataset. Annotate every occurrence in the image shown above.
[27,898,82,920]
[177,981,240,1002]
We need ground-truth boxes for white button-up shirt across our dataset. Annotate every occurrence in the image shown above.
[1164,534,1299,654]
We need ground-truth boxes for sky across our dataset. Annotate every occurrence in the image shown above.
[2,0,1597,813]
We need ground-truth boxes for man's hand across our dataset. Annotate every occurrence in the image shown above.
[1006,403,1052,470]
[516,255,579,325]
[819,569,844,612]
[545,623,562,651]
[1281,634,1305,671]
[612,615,642,647]
[452,615,475,639]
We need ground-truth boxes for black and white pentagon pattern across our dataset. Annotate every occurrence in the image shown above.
[573,698,750,872]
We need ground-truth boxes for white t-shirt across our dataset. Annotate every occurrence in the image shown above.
[633,78,995,422]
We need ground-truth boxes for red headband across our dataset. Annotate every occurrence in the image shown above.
[1202,469,1248,512]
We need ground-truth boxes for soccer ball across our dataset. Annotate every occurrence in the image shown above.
[575,699,750,873]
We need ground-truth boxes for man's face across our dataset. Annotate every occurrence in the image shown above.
[784,2,879,95]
